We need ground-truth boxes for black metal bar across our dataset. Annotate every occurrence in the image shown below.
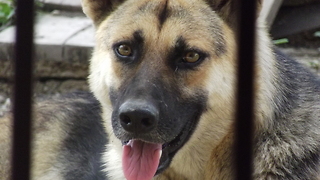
[235,0,257,180]
[12,0,35,179]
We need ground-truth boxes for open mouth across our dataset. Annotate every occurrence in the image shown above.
[121,122,194,180]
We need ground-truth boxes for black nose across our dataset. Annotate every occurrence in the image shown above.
[119,100,159,134]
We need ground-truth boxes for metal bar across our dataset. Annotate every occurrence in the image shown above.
[235,0,257,179]
[11,0,35,179]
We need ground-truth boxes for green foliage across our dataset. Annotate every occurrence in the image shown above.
[309,60,320,71]
[0,0,14,29]
[272,38,289,45]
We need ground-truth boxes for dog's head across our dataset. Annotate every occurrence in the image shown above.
[83,0,262,179]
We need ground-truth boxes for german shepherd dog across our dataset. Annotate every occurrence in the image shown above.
[1,0,320,179]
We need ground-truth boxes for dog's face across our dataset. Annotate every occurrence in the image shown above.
[84,0,245,179]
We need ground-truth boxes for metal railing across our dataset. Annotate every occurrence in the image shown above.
[235,0,256,179]
[10,0,256,179]
[12,0,35,179]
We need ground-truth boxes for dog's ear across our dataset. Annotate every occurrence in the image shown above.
[206,0,263,28]
[81,0,126,26]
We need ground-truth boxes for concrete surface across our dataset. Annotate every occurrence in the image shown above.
[0,13,94,61]
[0,12,94,80]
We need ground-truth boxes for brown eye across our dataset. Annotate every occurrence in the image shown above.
[183,51,200,63]
[117,44,132,56]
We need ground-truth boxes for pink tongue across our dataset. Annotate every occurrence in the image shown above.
[122,140,162,180]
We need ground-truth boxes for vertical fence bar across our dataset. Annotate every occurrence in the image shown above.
[235,0,257,180]
[11,0,35,179]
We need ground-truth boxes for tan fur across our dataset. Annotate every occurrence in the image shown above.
[30,101,70,179]
[0,115,12,180]
[85,0,277,179]
[205,130,234,180]
[0,111,65,179]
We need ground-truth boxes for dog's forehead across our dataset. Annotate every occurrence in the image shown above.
[102,0,225,52]
[137,0,191,26]
[107,0,195,28]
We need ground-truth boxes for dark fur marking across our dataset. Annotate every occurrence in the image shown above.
[273,49,320,124]
[53,92,107,180]
[286,148,320,179]
[158,0,169,30]
[213,0,229,11]
[166,36,188,70]
[205,0,230,14]
[138,1,192,31]
[209,25,227,56]
[132,30,144,45]
[215,39,227,57]
[212,26,227,57]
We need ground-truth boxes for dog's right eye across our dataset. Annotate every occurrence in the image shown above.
[116,44,132,57]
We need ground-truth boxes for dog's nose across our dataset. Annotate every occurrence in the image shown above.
[119,100,159,134]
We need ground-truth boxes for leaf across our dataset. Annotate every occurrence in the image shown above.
[0,1,14,25]
[0,3,11,15]
[273,38,289,45]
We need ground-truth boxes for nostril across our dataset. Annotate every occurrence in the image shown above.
[119,111,157,133]
[120,115,132,126]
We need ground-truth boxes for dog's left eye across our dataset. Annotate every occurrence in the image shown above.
[116,44,132,57]
[183,51,201,63]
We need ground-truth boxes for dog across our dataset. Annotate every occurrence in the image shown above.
[1,0,320,179]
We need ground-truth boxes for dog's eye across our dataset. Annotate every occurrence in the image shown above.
[117,44,132,56]
[183,51,200,63]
